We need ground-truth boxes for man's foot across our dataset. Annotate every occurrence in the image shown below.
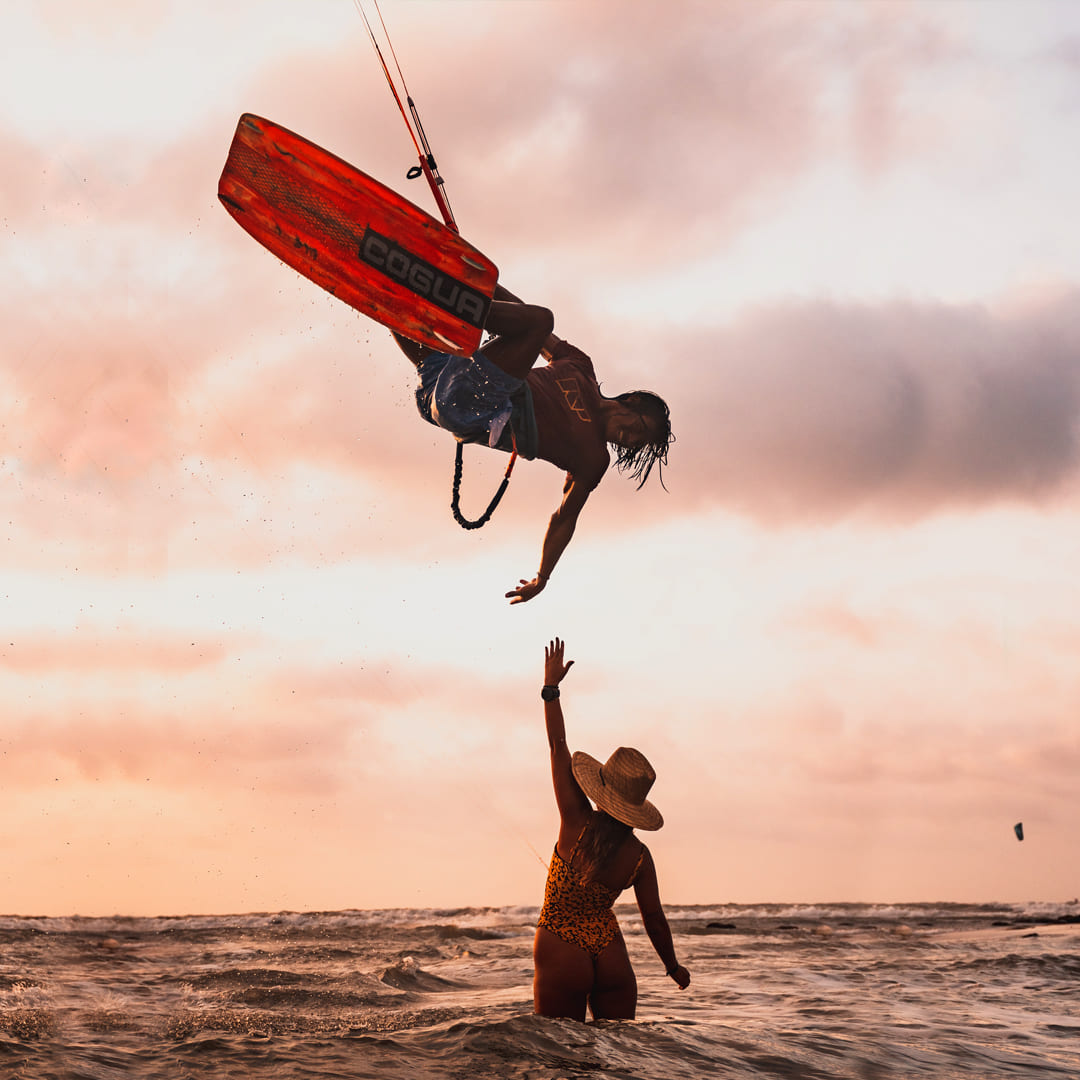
[392,332,430,368]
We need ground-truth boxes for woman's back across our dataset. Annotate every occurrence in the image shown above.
[539,815,642,961]
[562,812,644,895]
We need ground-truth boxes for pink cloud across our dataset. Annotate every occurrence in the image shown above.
[0,648,527,797]
[8,289,1080,573]
[0,631,231,672]
[2,130,57,221]
[181,2,965,268]
[790,713,1080,802]
[2,6,1077,577]
[780,602,884,648]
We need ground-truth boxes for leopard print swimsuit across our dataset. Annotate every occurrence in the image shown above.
[536,827,645,957]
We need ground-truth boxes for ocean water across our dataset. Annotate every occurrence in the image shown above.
[1,901,1078,1079]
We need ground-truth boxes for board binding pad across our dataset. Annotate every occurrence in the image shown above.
[218,113,497,357]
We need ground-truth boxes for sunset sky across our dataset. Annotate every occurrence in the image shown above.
[3,0,1079,917]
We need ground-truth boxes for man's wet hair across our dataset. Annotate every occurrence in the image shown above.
[610,390,673,490]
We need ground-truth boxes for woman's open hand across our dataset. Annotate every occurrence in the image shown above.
[544,637,574,686]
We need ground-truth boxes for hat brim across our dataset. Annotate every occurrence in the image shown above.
[572,751,664,831]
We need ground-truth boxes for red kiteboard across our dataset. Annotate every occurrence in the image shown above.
[218,114,498,357]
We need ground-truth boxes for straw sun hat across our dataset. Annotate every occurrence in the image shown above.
[571,747,664,831]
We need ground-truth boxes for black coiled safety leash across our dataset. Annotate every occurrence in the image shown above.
[451,441,518,529]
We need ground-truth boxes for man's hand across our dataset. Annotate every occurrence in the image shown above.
[505,576,547,605]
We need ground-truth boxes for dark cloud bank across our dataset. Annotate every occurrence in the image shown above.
[668,294,1080,522]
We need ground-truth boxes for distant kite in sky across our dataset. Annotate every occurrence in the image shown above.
[1014,822,1024,842]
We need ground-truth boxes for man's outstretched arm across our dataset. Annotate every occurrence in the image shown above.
[505,475,592,605]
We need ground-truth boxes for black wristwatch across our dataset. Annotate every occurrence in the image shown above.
[541,684,560,702]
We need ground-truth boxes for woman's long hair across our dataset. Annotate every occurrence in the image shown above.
[574,810,633,884]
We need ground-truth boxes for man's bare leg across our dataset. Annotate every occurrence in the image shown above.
[480,299,554,381]
[493,286,566,362]
[391,288,555,378]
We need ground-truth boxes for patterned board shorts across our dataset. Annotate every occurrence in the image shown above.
[414,350,523,448]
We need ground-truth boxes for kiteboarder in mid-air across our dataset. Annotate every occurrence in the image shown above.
[217,16,672,599]
[392,286,672,604]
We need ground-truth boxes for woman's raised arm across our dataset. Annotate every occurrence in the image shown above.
[542,638,589,825]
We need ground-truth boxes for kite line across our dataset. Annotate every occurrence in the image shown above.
[353,0,519,529]
[352,0,457,231]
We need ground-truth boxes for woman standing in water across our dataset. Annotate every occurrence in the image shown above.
[533,637,690,1021]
